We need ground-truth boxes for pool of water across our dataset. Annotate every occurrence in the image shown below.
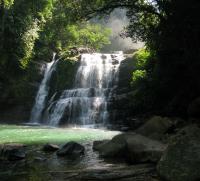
[0,124,126,181]
[0,124,120,144]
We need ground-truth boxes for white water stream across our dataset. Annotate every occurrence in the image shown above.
[30,53,58,123]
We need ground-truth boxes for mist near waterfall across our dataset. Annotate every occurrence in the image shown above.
[99,9,144,52]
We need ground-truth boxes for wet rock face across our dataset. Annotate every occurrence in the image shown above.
[107,56,136,126]
[57,141,85,157]
[0,144,26,161]
[117,57,135,92]
[157,125,200,181]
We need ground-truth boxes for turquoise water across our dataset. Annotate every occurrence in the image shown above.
[0,124,120,145]
[0,124,125,181]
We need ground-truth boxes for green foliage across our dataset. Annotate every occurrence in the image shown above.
[0,0,14,9]
[36,7,111,60]
[0,0,111,110]
[66,23,111,50]
[20,20,41,69]
[132,70,147,84]
[131,48,150,87]
[134,48,151,69]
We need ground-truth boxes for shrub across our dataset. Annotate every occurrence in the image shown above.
[134,48,151,70]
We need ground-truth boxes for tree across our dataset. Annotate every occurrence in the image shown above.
[0,0,111,108]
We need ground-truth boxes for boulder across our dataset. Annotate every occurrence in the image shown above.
[42,143,59,152]
[95,133,166,163]
[57,141,85,157]
[94,134,127,158]
[157,124,200,181]
[93,140,109,151]
[136,116,173,141]
[0,143,26,161]
[188,97,200,119]
[126,134,167,163]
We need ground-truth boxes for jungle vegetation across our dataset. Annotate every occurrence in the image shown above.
[0,0,199,118]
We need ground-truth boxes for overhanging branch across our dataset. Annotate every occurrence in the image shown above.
[81,1,164,21]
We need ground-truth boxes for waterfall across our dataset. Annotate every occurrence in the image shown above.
[30,53,58,123]
[47,52,124,126]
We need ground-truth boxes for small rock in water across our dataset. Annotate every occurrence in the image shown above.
[111,54,117,59]
[111,59,119,65]
[101,54,107,59]
[42,143,59,152]
[57,141,85,157]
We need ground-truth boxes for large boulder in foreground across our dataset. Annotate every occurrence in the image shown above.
[157,124,200,181]
[57,142,85,157]
[93,140,109,151]
[0,143,26,161]
[126,134,166,163]
[93,134,127,158]
[136,116,173,141]
[94,133,166,163]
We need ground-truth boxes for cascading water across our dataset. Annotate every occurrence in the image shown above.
[46,52,125,126]
[30,53,58,123]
